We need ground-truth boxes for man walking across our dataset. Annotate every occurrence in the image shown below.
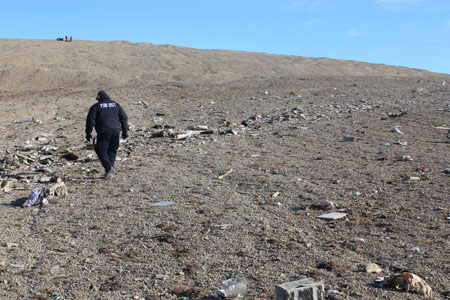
[85,91,129,179]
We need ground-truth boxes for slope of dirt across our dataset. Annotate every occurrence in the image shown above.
[0,38,441,93]
[0,39,449,300]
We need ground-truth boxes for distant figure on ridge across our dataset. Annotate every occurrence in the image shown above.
[85,91,129,180]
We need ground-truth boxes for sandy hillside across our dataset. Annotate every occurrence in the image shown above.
[0,39,449,300]
[0,39,438,93]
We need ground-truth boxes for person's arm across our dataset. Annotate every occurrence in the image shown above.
[118,105,129,139]
[119,106,129,133]
[85,104,98,139]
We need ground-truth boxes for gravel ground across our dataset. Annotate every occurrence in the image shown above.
[0,75,449,299]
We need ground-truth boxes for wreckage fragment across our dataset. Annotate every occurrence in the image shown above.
[384,272,432,298]
[43,181,67,198]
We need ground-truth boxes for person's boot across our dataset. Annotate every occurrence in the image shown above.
[104,168,114,180]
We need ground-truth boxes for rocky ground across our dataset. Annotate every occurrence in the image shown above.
[0,40,449,300]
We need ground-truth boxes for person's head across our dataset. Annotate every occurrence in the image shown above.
[96,90,111,102]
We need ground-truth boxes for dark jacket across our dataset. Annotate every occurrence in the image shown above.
[86,91,128,134]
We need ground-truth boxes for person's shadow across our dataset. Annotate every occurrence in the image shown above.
[10,197,28,207]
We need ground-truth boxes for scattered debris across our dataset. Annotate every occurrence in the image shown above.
[43,181,67,198]
[343,136,356,142]
[155,274,168,280]
[213,277,248,299]
[276,278,325,300]
[291,106,303,114]
[397,155,412,161]
[150,126,217,140]
[388,110,408,118]
[218,169,233,180]
[391,127,404,134]
[395,140,408,146]
[151,201,174,207]
[411,246,420,253]
[187,125,209,131]
[5,243,19,248]
[23,188,48,207]
[404,176,420,181]
[151,130,171,138]
[25,117,43,125]
[219,129,238,136]
[320,200,337,209]
[268,191,280,205]
[175,130,202,140]
[417,166,432,175]
[212,224,233,229]
[15,152,36,163]
[432,126,449,130]
[383,272,432,298]
[317,212,347,220]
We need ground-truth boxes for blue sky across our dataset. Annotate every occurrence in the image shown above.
[1,0,449,74]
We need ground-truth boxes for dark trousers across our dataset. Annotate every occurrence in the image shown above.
[94,130,120,173]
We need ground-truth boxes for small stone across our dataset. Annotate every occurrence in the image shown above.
[39,176,52,183]
[1,180,11,192]
[320,200,336,209]
[1,180,9,188]
[60,152,79,161]
[50,175,62,183]
[365,263,382,274]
